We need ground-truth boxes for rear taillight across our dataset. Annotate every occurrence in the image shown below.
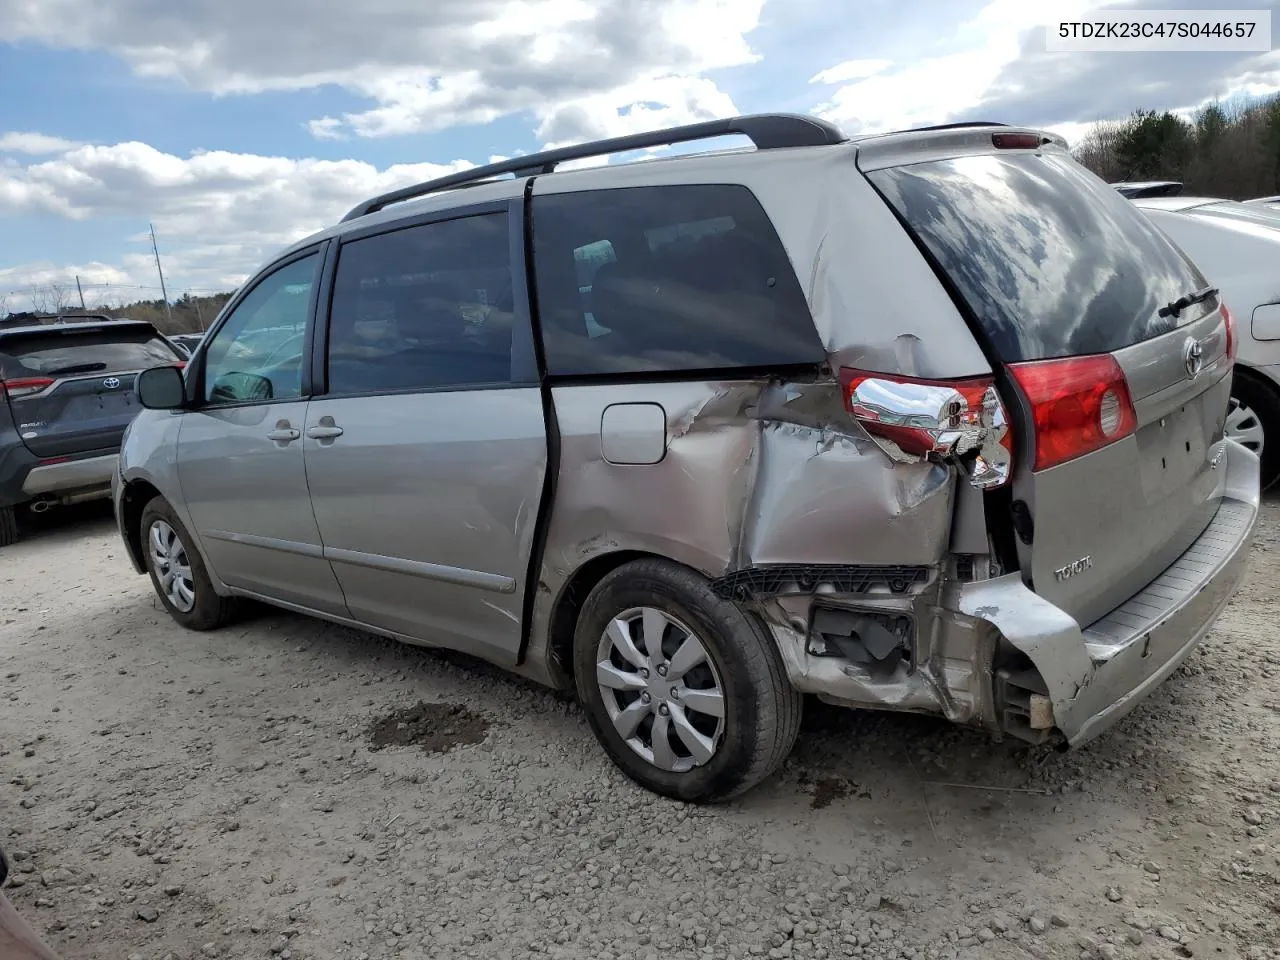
[1008,354,1137,472]
[840,369,1014,489]
[175,362,187,370]
[1222,304,1237,362]
[0,377,54,400]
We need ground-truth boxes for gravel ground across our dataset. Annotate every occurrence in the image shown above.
[2,499,1279,960]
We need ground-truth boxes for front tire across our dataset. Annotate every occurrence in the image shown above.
[573,558,801,802]
[1227,373,1280,489]
[140,497,237,630]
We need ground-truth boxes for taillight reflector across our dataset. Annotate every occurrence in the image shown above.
[992,132,1042,150]
[1222,304,1237,362]
[1008,354,1137,472]
[0,376,54,400]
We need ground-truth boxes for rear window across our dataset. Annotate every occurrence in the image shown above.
[0,327,180,379]
[868,153,1211,363]
[531,184,825,376]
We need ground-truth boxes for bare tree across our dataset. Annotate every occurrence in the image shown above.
[28,283,72,316]
[0,294,9,319]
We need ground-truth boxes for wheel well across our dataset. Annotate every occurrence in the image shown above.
[1232,363,1279,400]
[546,550,655,687]
[121,480,161,571]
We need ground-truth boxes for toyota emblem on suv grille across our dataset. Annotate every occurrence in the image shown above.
[102,377,121,389]
[1182,337,1203,378]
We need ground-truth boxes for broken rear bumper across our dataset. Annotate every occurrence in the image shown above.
[959,438,1260,746]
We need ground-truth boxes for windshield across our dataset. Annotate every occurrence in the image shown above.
[868,152,1212,362]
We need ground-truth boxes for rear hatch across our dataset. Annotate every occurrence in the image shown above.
[864,136,1232,626]
[0,323,184,459]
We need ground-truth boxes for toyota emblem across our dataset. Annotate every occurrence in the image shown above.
[102,377,121,389]
[1182,337,1204,379]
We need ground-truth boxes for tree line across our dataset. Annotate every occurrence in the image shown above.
[0,288,234,334]
[1073,94,1280,199]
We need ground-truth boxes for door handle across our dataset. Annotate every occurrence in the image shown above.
[267,420,300,443]
[306,416,344,440]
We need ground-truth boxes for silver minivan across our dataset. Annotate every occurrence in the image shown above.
[114,115,1260,801]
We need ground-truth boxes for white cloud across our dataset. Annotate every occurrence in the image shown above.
[0,132,82,155]
[0,0,761,142]
[0,140,476,305]
[811,0,1101,134]
[535,76,740,148]
[809,59,891,86]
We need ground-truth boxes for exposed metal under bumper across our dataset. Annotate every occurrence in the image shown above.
[960,439,1260,747]
[21,454,117,497]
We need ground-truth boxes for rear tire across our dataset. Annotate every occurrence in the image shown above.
[0,505,17,548]
[573,558,802,802]
[1228,373,1280,490]
[140,497,237,630]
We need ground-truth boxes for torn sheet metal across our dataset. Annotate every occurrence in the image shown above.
[754,591,1000,727]
[524,375,960,686]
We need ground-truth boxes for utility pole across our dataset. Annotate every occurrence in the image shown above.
[75,275,86,310]
[149,222,174,327]
[193,295,204,330]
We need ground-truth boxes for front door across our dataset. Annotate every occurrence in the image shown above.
[177,249,347,615]
[303,208,547,664]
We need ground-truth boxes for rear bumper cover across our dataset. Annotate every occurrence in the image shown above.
[20,453,116,498]
[959,438,1260,746]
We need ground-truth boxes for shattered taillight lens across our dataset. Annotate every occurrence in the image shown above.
[839,368,1014,489]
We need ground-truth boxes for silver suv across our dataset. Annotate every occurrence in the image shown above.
[113,114,1260,801]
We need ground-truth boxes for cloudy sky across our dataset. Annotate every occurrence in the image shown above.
[2,0,1279,311]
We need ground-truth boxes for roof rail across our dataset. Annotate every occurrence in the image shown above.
[340,113,846,223]
[899,121,1009,132]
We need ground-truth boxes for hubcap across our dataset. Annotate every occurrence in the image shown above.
[595,606,725,773]
[148,520,196,613]
[1225,396,1265,454]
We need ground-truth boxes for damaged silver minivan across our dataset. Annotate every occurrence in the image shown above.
[114,115,1259,801]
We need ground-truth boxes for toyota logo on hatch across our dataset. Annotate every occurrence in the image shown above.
[102,377,121,389]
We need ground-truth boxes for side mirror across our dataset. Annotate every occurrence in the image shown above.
[136,365,186,410]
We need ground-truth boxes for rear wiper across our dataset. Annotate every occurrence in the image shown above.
[1158,285,1218,319]
[44,362,108,375]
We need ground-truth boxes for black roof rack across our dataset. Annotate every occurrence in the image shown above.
[340,113,846,223]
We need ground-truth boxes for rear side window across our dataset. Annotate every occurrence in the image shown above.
[0,327,179,379]
[868,153,1211,362]
[531,184,824,376]
[325,213,515,394]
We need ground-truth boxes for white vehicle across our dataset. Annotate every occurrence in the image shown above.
[1134,195,1280,487]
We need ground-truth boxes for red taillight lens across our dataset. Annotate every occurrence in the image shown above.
[175,361,187,370]
[840,368,1014,488]
[1008,354,1137,472]
[1222,305,1237,362]
[992,132,1042,150]
[0,376,54,400]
